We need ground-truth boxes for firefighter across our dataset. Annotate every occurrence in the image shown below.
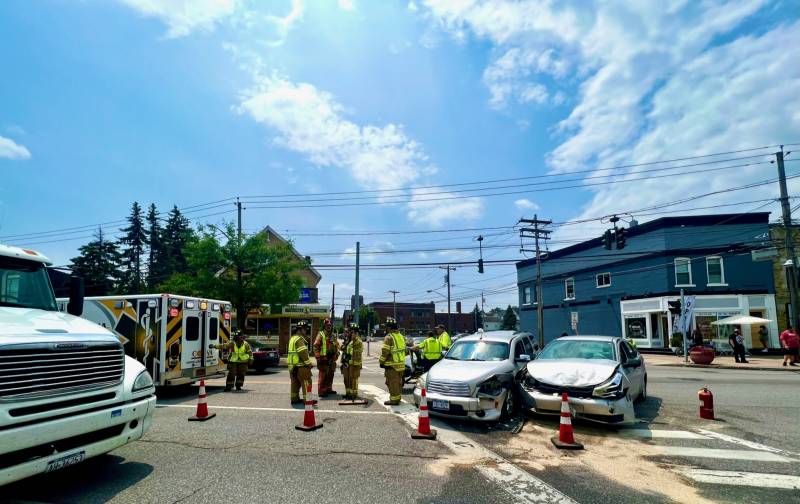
[379,317,406,406]
[341,322,364,400]
[435,324,452,351]
[288,321,315,405]
[210,330,252,392]
[314,318,340,397]
[412,329,443,372]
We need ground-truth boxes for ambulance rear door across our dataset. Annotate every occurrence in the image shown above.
[205,302,221,367]
[181,299,206,373]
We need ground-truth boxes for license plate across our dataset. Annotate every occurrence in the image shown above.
[431,399,449,411]
[46,451,85,473]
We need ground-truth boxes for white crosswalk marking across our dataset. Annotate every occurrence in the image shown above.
[657,446,795,462]
[620,429,708,439]
[676,469,800,489]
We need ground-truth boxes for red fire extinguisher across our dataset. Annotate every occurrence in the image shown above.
[698,387,714,420]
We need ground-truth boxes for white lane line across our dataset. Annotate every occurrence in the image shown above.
[157,403,390,415]
[359,384,577,504]
[677,469,800,490]
[620,429,708,440]
[694,428,800,459]
[657,446,795,462]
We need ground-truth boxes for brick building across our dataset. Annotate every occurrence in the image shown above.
[369,301,435,335]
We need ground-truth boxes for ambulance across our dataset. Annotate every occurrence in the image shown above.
[57,294,232,386]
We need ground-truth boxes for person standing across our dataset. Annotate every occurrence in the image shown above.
[379,318,406,406]
[411,330,443,372]
[211,330,252,392]
[757,325,769,352]
[314,319,340,397]
[288,321,315,405]
[342,322,364,399]
[728,327,748,363]
[435,324,452,352]
[779,325,800,367]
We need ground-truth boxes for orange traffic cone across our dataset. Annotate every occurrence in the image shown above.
[296,382,323,431]
[188,379,216,422]
[411,388,437,440]
[551,392,583,450]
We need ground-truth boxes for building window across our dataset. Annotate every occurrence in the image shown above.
[522,286,534,306]
[596,272,611,288]
[675,258,693,286]
[706,256,726,285]
[564,278,575,300]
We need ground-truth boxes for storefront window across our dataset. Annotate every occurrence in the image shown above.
[694,312,738,343]
[624,315,647,340]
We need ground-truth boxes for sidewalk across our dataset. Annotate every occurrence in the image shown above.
[644,353,800,372]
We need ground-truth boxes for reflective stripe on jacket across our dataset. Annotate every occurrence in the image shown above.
[379,332,406,371]
[346,338,363,366]
[229,341,251,363]
[288,335,312,368]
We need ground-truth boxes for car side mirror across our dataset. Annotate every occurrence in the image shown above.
[624,358,641,368]
[516,354,531,363]
[67,276,84,317]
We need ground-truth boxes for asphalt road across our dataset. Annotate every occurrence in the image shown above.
[3,354,799,504]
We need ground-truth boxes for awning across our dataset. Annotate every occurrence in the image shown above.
[711,315,772,326]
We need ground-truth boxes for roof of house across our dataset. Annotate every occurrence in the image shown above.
[260,226,322,282]
[517,212,770,269]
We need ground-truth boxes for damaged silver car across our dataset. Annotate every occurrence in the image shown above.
[519,336,646,425]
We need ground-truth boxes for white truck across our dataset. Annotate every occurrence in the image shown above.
[0,244,156,486]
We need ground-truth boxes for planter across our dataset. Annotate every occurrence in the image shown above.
[689,346,715,365]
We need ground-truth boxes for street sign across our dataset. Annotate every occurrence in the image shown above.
[751,248,778,262]
[571,312,579,330]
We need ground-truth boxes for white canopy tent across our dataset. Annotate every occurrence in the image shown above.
[711,315,772,326]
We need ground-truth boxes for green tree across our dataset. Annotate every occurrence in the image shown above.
[356,306,378,335]
[118,202,147,293]
[69,227,122,296]
[145,203,166,289]
[501,305,518,330]
[158,223,306,329]
[162,205,194,277]
[472,303,484,329]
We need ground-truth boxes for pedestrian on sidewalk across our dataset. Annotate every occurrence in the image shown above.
[728,328,748,363]
[779,325,799,367]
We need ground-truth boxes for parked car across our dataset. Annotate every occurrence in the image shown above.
[413,330,536,422]
[246,337,280,373]
[519,336,646,425]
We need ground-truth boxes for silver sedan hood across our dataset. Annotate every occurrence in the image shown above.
[526,358,619,387]
[428,359,513,385]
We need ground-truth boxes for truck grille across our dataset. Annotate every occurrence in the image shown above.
[0,342,125,400]
[427,379,471,397]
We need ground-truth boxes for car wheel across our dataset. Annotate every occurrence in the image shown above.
[254,366,267,374]
[500,387,517,420]
[636,376,647,403]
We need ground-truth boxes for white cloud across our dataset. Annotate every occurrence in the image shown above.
[265,0,304,47]
[408,1,418,12]
[117,0,239,38]
[514,198,539,211]
[0,135,31,160]
[406,189,484,227]
[338,0,356,11]
[238,73,434,191]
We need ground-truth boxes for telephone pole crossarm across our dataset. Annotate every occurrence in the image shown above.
[518,216,552,349]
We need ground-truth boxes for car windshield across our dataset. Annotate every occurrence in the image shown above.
[537,339,616,361]
[446,340,509,361]
[0,258,57,311]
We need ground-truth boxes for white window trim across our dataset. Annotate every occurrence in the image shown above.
[522,286,532,306]
[706,256,728,286]
[564,278,575,301]
[674,257,695,287]
[596,272,611,289]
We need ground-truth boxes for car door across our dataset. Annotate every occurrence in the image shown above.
[619,341,644,397]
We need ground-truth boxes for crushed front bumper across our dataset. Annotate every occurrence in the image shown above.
[520,386,635,425]
[413,386,504,422]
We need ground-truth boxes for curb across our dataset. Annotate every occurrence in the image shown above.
[652,362,800,373]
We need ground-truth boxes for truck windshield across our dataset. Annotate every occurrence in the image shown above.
[0,257,57,311]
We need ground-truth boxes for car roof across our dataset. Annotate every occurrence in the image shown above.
[552,335,621,343]
[456,330,530,343]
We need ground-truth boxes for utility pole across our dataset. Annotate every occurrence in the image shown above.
[520,215,552,349]
[354,242,361,324]
[438,265,456,333]
[331,284,335,319]
[388,290,400,320]
[235,197,244,330]
[681,288,688,363]
[777,146,799,330]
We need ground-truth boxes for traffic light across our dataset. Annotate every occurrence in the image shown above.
[603,230,613,250]
[615,227,626,250]
[668,300,682,315]
[478,258,484,274]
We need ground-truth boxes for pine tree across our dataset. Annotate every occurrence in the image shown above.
[501,305,518,330]
[69,228,122,296]
[119,202,147,294]
[145,203,166,288]
[472,303,484,329]
[162,205,194,276]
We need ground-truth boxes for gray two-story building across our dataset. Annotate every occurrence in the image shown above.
[516,213,778,350]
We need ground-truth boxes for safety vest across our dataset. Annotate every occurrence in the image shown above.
[420,337,442,360]
[229,341,250,363]
[439,331,452,350]
[389,332,406,367]
[288,335,311,367]
[319,331,336,357]
[346,339,362,365]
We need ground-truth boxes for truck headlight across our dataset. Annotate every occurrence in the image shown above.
[478,378,503,397]
[132,370,155,392]
[592,372,625,399]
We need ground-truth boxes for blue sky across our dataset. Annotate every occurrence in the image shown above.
[1,0,799,314]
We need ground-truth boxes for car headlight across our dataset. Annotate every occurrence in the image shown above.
[592,372,625,399]
[478,378,504,397]
[132,370,155,392]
